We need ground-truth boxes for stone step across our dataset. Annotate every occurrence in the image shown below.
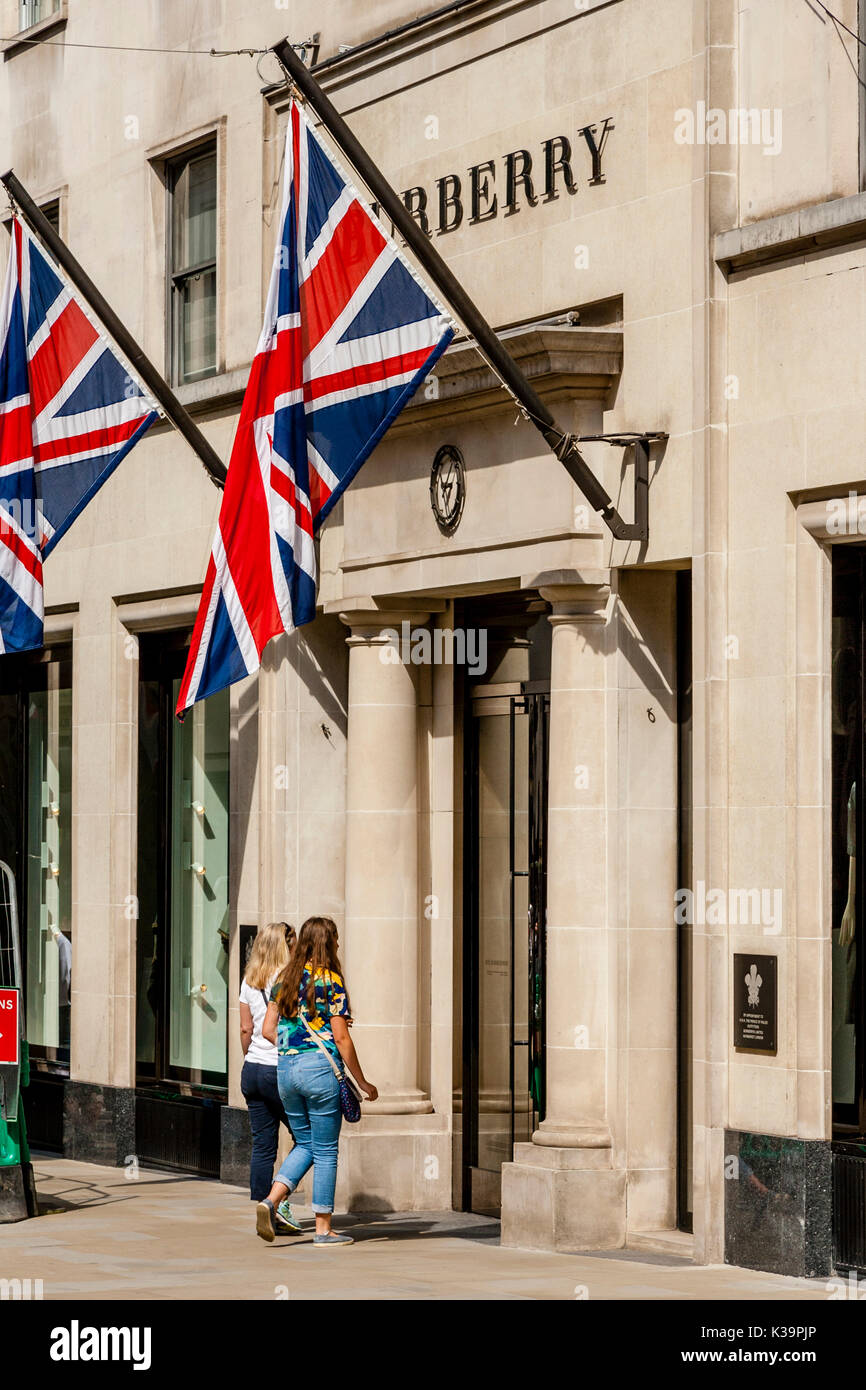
[627,1228,695,1260]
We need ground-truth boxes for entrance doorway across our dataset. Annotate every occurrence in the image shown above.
[462,602,550,1214]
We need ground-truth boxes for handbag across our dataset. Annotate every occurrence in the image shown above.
[299,1012,364,1123]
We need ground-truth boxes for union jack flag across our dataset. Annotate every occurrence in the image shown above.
[0,218,158,653]
[177,99,454,714]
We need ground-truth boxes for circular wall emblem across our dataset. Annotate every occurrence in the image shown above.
[430,444,465,535]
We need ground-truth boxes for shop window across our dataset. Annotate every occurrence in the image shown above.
[18,0,59,30]
[0,646,72,1072]
[136,633,229,1090]
[167,143,217,386]
[832,548,865,1132]
[861,1,866,192]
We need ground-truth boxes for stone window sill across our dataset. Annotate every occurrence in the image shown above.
[171,365,250,417]
[3,5,68,61]
[715,192,866,274]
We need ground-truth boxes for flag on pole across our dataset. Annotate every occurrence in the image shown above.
[0,218,159,653]
[177,99,454,715]
[0,222,41,653]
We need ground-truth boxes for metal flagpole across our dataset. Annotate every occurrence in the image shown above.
[271,36,640,541]
[0,169,228,490]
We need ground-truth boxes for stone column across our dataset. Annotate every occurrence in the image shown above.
[501,570,626,1250]
[339,604,434,1115]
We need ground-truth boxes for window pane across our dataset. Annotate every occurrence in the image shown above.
[41,200,60,234]
[168,681,229,1079]
[172,153,216,271]
[24,676,72,1062]
[832,555,861,1115]
[19,0,59,31]
[178,268,216,382]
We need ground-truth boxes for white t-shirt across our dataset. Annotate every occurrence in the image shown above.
[239,974,279,1066]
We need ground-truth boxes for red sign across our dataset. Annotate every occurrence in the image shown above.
[0,989,19,1066]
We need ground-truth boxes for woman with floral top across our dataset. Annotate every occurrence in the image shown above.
[258,915,377,1248]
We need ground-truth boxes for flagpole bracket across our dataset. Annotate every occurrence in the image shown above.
[572,431,668,543]
[272,35,320,97]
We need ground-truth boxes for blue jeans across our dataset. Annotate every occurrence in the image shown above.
[275,1051,342,1213]
[240,1060,293,1202]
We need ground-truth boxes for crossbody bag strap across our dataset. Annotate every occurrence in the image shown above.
[299,1012,343,1079]
[299,1012,365,1101]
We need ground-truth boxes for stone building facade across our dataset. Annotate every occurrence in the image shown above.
[1,0,865,1276]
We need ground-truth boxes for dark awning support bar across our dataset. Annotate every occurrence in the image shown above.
[0,169,228,490]
[271,36,662,544]
[577,433,669,542]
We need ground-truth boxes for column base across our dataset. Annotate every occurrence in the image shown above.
[363,1090,434,1117]
[335,1112,450,1212]
[724,1130,832,1279]
[501,1142,626,1252]
[63,1081,135,1167]
[532,1120,613,1148]
[220,1104,252,1187]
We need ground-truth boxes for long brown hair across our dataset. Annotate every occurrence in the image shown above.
[274,916,348,1019]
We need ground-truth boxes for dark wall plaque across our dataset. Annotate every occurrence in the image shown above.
[733,953,777,1052]
[239,923,258,994]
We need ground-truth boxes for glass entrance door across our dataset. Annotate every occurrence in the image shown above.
[464,687,548,1213]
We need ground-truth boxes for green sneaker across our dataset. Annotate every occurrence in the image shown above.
[275,1199,302,1235]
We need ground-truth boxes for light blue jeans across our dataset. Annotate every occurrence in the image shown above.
[275,1051,342,1213]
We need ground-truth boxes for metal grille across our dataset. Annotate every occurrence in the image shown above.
[833,1152,866,1272]
[135,1094,221,1178]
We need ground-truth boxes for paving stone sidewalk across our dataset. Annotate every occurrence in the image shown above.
[0,1158,832,1301]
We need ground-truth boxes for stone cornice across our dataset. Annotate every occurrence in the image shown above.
[262,0,611,101]
[715,193,866,275]
[392,325,623,432]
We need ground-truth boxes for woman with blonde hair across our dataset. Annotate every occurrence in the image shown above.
[257,916,377,1248]
[239,921,300,1234]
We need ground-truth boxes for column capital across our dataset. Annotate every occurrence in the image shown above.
[328,595,446,642]
[527,569,611,622]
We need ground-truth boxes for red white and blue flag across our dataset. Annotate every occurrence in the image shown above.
[0,218,158,653]
[177,99,454,714]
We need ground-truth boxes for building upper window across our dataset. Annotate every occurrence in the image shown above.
[40,197,59,233]
[3,196,59,238]
[168,143,217,386]
[19,0,59,31]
